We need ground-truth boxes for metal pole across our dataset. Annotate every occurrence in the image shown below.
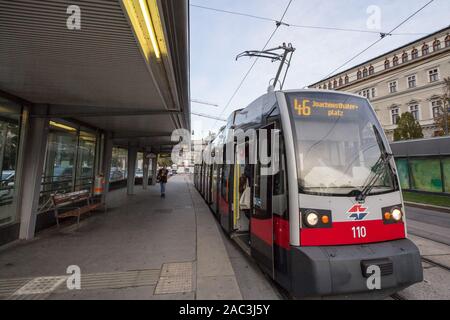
[273,49,289,90]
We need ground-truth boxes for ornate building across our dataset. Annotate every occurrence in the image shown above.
[310,26,450,141]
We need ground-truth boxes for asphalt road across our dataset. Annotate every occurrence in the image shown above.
[406,206,450,246]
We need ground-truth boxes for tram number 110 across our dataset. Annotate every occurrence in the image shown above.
[352,226,367,239]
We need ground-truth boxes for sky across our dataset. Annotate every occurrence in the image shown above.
[189,0,450,139]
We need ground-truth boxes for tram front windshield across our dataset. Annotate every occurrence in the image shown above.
[286,92,396,196]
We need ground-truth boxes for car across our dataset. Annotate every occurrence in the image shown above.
[135,168,144,178]
[110,168,125,182]
[0,170,15,199]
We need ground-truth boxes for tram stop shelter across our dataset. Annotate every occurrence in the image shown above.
[0,0,190,244]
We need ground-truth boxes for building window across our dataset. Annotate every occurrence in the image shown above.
[446,35,450,47]
[433,39,441,51]
[318,86,322,90]
[402,52,408,63]
[369,65,374,75]
[329,81,332,89]
[345,75,349,84]
[393,56,399,66]
[384,59,390,69]
[389,81,398,93]
[363,68,368,78]
[362,89,370,99]
[334,79,338,88]
[407,75,417,88]
[339,78,343,86]
[429,68,439,82]
[323,84,327,90]
[422,44,429,56]
[410,105,420,121]
[432,100,443,118]
[357,70,362,80]
[412,48,419,59]
[358,88,376,100]
[371,88,376,98]
[391,108,400,125]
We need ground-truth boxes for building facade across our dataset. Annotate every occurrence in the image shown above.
[310,26,450,141]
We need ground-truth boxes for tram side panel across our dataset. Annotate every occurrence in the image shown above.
[218,164,233,233]
[210,163,220,217]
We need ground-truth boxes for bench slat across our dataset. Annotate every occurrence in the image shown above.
[51,190,102,227]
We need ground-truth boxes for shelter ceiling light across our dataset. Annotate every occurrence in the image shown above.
[122,0,165,61]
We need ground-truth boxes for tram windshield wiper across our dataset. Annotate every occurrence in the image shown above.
[355,125,394,202]
[355,153,393,202]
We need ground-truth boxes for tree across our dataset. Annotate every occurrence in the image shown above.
[435,77,450,136]
[158,157,173,168]
[393,112,424,141]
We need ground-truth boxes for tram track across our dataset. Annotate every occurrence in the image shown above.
[391,293,407,300]
[390,256,450,301]
[407,232,450,273]
[421,256,450,273]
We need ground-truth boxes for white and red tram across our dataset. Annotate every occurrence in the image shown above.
[194,89,423,299]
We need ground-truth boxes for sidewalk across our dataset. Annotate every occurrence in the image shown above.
[0,175,279,300]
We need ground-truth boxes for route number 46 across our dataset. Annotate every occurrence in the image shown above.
[352,226,367,239]
[294,99,311,116]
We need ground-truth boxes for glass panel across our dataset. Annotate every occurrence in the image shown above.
[0,100,21,226]
[75,130,97,192]
[443,157,450,194]
[395,159,410,190]
[136,152,144,178]
[41,122,78,203]
[410,159,443,193]
[110,147,128,182]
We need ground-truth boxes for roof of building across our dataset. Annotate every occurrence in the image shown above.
[310,24,450,87]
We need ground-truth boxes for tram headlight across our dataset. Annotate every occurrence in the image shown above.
[392,208,403,221]
[305,212,320,227]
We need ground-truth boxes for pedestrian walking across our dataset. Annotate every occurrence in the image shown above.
[157,167,169,198]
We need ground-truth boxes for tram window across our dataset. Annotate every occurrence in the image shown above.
[273,136,286,196]
[221,165,229,200]
[286,92,396,196]
[254,163,261,205]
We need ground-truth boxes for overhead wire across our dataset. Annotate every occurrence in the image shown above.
[191,3,429,36]
[211,0,294,128]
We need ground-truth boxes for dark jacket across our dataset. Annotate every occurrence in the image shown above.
[157,169,169,183]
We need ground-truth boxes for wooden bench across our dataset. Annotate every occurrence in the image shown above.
[51,190,102,227]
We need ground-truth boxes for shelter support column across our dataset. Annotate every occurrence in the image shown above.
[143,152,150,190]
[127,145,138,195]
[101,133,113,206]
[18,111,49,240]
[151,155,158,186]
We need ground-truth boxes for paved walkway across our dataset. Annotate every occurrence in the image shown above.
[0,175,280,300]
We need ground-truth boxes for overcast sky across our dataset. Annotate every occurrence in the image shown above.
[189,0,450,139]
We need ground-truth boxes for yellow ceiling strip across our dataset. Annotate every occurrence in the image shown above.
[122,0,166,61]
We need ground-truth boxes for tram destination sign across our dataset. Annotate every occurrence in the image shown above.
[287,92,367,120]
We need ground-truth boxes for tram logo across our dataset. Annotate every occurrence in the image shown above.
[347,204,369,221]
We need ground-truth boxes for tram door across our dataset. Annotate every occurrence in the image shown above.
[251,124,275,277]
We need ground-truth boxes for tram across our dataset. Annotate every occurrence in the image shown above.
[194,89,423,299]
